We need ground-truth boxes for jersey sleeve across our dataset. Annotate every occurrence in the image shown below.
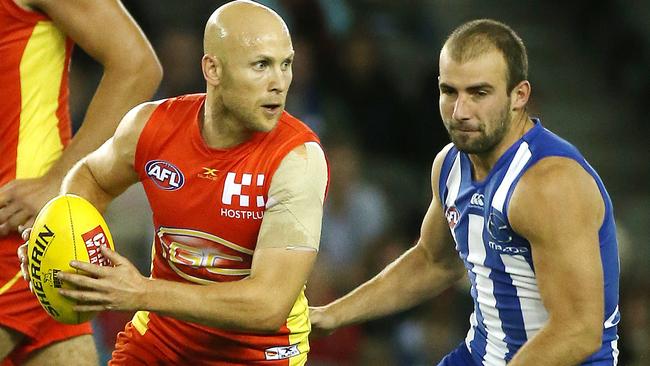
[256,142,328,250]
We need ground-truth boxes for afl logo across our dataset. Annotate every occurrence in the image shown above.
[445,206,459,229]
[145,160,184,191]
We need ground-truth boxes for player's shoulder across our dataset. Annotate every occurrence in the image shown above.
[276,111,316,136]
[121,99,165,130]
[509,156,603,232]
[132,99,165,116]
[430,143,455,189]
[111,99,165,149]
[281,142,326,174]
[516,156,594,199]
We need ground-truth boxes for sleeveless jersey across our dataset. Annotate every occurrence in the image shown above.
[132,94,322,364]
[438,119,620,365]
[0,0,73,186]
[0,2,91,359]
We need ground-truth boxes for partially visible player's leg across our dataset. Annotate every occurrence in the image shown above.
[0,239,95,365]
[0,327,23,361]
[0,239,32,362]
[22,335,98,366]
[110,321,163,366]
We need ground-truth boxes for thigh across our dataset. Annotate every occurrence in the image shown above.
[23,335,98,366]
[0,327,23,362]
[0,234,45,338]
[2,314,93,365]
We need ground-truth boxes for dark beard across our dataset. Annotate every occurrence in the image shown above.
[447,106,510,154]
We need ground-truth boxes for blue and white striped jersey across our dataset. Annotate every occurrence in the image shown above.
[438,119,620,365]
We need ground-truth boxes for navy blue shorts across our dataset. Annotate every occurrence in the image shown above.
[437,343,475,366]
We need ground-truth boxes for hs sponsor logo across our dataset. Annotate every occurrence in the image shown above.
[220,172,265,220]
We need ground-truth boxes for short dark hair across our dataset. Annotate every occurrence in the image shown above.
[444,19,528,93]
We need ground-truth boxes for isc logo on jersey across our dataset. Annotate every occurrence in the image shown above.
[145,160,184,191]
[220,172,265,220]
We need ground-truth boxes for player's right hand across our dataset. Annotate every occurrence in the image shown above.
[18,228,32,292]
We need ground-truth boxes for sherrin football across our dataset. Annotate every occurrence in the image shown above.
[27,194,114,324]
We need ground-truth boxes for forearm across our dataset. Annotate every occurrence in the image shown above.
[326,243,463,328]
[47,65,160,182]
[509,320,601,365]
[140,277,291,333]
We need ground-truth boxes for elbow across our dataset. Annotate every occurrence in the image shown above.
[133,52,163,92]
[248,303,290,333]
[110,48,163,95]
[561,319,603,360]
[578,327,602,358]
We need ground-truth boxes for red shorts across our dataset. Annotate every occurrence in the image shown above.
[0,234,92,364]
[110,315,308,365]
[109,322,159,366]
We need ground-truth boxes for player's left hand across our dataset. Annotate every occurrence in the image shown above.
[309,306,337,338]
[0,176,60,237]
[57,246,149,312]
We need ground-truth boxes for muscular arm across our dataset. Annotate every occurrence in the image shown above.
[310,146,465,332]
[28,0,162,180]
[0,0,161,234]
[508,157,605,365]
[60,143,330,332]
[62,102,159,211]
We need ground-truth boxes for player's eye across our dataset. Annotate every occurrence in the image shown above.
[253,60,268,70]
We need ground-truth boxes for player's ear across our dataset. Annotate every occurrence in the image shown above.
[201,54,222,87]
[510,80,531,111]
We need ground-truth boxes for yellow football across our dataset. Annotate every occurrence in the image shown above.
[27,194,114,324]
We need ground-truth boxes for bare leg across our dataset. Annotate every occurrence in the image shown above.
[0,327,23,361]
[23,335,99,366]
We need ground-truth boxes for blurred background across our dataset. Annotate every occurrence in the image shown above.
[67,0,649,364]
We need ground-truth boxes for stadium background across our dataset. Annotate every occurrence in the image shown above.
[66,1,649,364]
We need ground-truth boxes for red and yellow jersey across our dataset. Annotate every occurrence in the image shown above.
[132,94,322,364]
[0,0,73,186]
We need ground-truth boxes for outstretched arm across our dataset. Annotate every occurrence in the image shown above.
[310,146,465,333]
[0,0,161,234]
[508,157,606,365]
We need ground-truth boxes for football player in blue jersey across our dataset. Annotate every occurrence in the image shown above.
[310,19,620,366]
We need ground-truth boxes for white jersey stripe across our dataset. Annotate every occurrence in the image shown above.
[604,305,619,328]
[500,254,548,339]
[467,214,507,365]
[491,143,532,211]
[465,311,477,353]
[445,153,461,208]
[611,338,619,365]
